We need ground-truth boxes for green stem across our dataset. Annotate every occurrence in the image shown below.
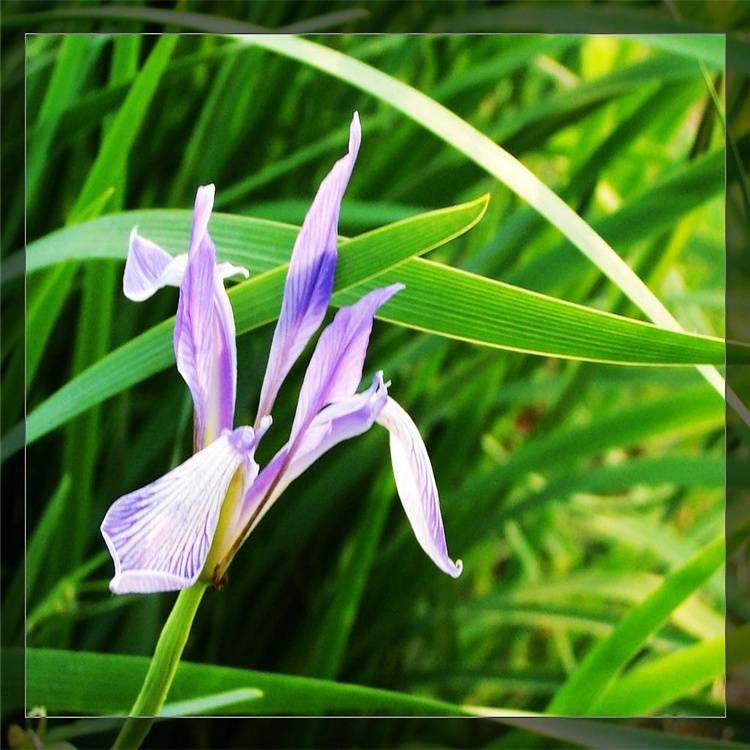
[113,582,207,749]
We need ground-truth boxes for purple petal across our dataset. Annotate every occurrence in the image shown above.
[190,184,215,254]
[238,372,388,537]
[256,113,362,423]
[123,228,187,301]
[174,232,238,448]
[376,397,462,578]
[101,426,261,594]
[290,283,402,442]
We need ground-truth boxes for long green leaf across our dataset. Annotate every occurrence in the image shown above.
[20,647,470,716]
[72,36,177,218]
[8,198,487,457]
[9,210,744,462]
[61,34,142,581]
[18,648,735,746]
[593,635,724,715]
[4,476,71,639]
[19,35,177,418]
[235,34,734,415]
[546,535,725,715]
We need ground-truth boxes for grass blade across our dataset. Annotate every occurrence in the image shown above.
[238,34,736,418]
[10,198,488,457]
[593,635,724,715]
[546,535,725,715]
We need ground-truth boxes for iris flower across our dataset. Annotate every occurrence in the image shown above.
[101,113,462,595]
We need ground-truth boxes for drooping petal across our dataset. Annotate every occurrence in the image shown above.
[174,232,239,448]
[239,372,388,534]
[123,228,187,301]
[101,426,262,594]
[255,113,362,423]
[376,397,462,578]
[290,283,402,442]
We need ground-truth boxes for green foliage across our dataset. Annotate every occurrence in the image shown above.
[4,25,739,750]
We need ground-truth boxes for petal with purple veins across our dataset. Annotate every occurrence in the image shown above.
[123,228,187,301]
[174,233,239,448]
[376,397,462,578]
[239,372,388,535]
[101,426,262,594]
[256,113,362,422]
[290,283,402,442]
[190,184,215,254]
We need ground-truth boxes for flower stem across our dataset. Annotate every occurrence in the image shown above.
[112,582,207,749]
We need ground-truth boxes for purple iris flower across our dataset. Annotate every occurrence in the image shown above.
[101,113,462,595]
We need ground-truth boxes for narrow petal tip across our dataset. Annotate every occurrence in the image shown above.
[197,183,216,202]
[349,112,362,155]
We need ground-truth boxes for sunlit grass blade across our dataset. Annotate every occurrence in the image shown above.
[337,258,735,365]
[465,570,722,641]
[546,535,724,715]
[238,34,735,416]
[593,635,724,715]
[161,688,263,717]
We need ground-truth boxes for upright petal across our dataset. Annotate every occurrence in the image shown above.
[174,233,215,445]
[123,228,187,301]
[101,426,262,594]
[174,232,239,449]
[290,283,402,442]
[190,184,216,254]
[376,397,462,578]
[239,372,388,534]
[256,113,362,422]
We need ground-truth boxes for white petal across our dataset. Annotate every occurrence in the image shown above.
[101,427,259,594]
[217,261,250,282]
[376,397,462,578]
[123,227,187,301]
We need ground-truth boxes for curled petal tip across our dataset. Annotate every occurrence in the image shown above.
[376,396,460,581]
[258,414,273,434]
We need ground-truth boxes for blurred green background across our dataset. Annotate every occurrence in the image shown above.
[2,4,749,748]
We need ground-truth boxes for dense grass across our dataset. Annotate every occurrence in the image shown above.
[1,11,748,750]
